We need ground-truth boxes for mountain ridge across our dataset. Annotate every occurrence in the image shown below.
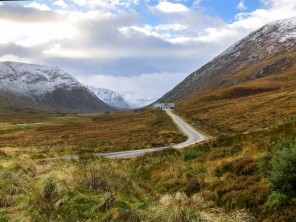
[160,16,296,102]
[0,61,112,113]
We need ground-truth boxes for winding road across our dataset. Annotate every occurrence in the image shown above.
[40,109,207,161]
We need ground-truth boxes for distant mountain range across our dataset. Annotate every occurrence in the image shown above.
[87,86,130,109]
[0,62,112,113]
[87,86,159,109]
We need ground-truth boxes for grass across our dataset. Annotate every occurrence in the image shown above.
[0,110,186,157]
[0,116,296,221]
[173,52,296,136]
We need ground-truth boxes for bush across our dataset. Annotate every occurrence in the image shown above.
[265,191,288,208]
[269,140,296,198]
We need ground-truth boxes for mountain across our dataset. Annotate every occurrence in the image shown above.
[159,16,296,134]
[161,16,296,102]
[121,91,159,109]
[87,87,158,109]
[87,86,130,109]
[0,62,112,113]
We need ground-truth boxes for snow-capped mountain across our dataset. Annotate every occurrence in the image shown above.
[87,86,158,109]
[0,61,111,112]
[120,91,159,108]
[161,16,296,102]
[87,86,129,109]
[0,62,83,97]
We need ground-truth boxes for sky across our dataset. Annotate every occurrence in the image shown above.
[1,0,296,99]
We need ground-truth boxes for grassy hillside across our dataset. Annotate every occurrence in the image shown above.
[174,52,296,136]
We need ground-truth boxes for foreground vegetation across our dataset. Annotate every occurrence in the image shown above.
[1,114,296,221]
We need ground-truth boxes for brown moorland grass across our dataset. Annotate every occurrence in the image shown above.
[176,72,296,135]
[1,118,295,221]
[0,110,186,157]
[171,52,296,136]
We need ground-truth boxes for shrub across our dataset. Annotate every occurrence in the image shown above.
[265,191,288,208]
[269,141,296,198]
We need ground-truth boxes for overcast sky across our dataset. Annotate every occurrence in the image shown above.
[0,0,296,98]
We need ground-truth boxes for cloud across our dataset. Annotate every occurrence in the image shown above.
[0,0,296,102]
[75,72,188,100]
[71,0,139,10]
[24,2,51,11]
[237,0,247,11]
[155,1,190,13]
[0,4,62,23]
[54,0,69,9]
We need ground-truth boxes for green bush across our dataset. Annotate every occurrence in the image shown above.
[262,138,296,211]
[265,191,288,208]
[269,140,296,198]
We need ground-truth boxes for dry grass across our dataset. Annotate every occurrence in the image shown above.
[176,66,296,135]
[0,110,186,157]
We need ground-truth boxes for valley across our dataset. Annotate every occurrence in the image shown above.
[0,110,186,158]
[1,14,296,222]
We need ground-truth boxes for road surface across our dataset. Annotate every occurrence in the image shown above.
[39,109,207,161]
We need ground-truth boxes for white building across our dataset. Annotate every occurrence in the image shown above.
[153,103,175,110]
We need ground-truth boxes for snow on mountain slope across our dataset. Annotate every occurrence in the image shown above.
[0,61,83,97]
[87,86,158,109]
[87,86,130,109]
[161,16,296,102]
[0,61,111,112]
[121,91,158,108]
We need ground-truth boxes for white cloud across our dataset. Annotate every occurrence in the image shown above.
[72,0,139,9]
[1,0,296,102]
[155,1,190,13]
[237,0,247,11]
[0,54,34,63]
[24,2,51,11]
[76,72,188,101]
[54,0,69,9]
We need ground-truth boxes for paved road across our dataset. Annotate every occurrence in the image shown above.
[90,110,207,158]
[165,109,206,149]
[39,109,207,161]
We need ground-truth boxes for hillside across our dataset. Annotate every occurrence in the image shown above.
[0,62,112,113]
[162,16,296,102]
[160,16,296,134]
